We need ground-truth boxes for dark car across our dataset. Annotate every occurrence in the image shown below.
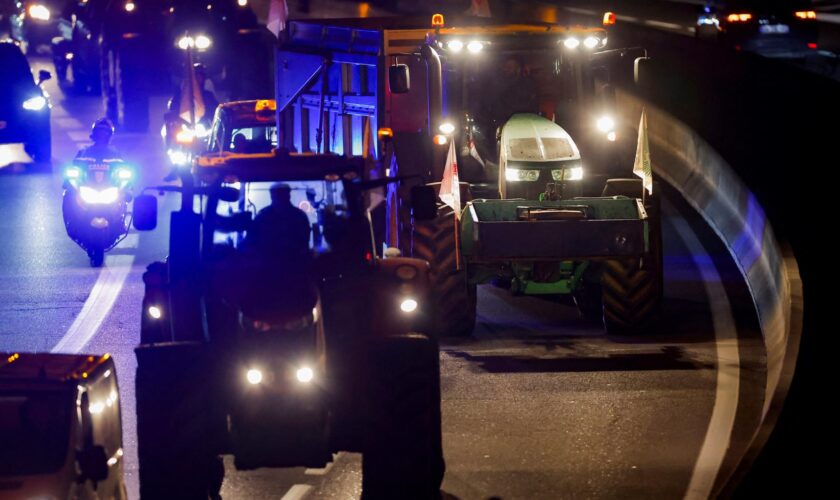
[0,41,51,166]
[0,0,25,47]
[697,0,819,58]
[20,0,67,51]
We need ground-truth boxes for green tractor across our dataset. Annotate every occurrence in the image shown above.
[415,112,662,337]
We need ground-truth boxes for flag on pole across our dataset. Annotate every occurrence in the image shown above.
[179,62,205,124]
[633,108,653,195]
[267,0,289,38]
[467,0,492,17]
[362,118,385,211]
[439,140,462,219]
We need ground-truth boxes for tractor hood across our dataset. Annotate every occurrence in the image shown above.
[500,113,581,166]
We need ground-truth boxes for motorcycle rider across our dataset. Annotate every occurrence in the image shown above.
[75,118,122,163]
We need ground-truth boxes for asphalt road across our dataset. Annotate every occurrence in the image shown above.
[0,54,766,499]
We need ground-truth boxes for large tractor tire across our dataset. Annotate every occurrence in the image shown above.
[361,333,444,500]
[135,343,226,500]
[600,179,663,335]
[412,204,476,338]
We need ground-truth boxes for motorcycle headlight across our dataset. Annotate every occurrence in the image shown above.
[551,167,584,181]
[22,96,47,111]
[79,186,119,205]
[63,166,82,180]
[505,168,540,182]
[114,166,134,181]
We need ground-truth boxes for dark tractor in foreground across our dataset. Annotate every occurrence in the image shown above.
[131,152,443,499]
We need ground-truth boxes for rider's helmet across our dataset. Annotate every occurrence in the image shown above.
[90,118,115,141]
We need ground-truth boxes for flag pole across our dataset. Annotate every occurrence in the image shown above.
[454,208,461,271]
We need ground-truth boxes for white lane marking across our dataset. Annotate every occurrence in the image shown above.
[668,206,741,500]
[280,484,313,500]
[68,130,92,142]
[55,117,86,130]
[51,234,138,354]
[644,19,689,31]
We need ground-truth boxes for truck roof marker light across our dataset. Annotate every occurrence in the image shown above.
[727,13,752,22]
[603,12,616,26]
[432,14,445,27]
[795,11,816,20]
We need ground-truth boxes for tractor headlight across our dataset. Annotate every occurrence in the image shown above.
[400,298,418,313]
[552,167,584,181]
[466,40,484,53]
[194,35,212,50]
[446,40,464,52]
[584,36,600,49]
[246,368,263,385]
[596,116,615,133]
[563,37,580,49]
[177,36,194,50]
[505,168,540,182]
[295,366,314,383]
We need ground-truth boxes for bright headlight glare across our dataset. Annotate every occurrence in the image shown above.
[438,122,455,135]
[22,96,47,111]
[237,0,248,6]
[79,186,119,205]
[177,36,194,50]
[147,305,162,319]
[168,150,189,165]
[28,4,50,21]
[246,368,263,385]
[467,41,483,53]
[175,128,195,144]
[607,131,617,142]
[564,37,580,49]
[447,40,464,52]
[116,168,133,180]
[194,35,212,50]
[596,116,615,133]
[64,167,81,179]
[505,168,540,182]
[125,2,135,12]
[400,298,418,313]
[194,123,209,138]
[296,366,314,383]
[584,36,599,49]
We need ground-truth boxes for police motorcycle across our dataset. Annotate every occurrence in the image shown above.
[62,157,135,267]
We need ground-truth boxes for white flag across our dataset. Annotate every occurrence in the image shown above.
[267,0,289,38]
[439,141,462,219]
[633,108,653,195]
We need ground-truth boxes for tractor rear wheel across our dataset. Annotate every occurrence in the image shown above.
[600,179,663,335]
[411,204,476,338]
[361,333,444,500]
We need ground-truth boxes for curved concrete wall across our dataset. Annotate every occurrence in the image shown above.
[615,89,804,490]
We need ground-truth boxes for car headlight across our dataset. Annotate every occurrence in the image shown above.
[551,166,584,181]
[79,186,119,205]
[596,116,615,133]
[28,4,50,21]
[22,96,47,111]
[505,168,540,182]
[194,35,212,50]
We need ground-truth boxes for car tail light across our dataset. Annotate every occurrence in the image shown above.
[795,11,817,20]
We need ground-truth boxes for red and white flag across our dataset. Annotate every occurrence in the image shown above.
[439,141,462,219]
[632,108,653,195]
[267,0,289,38]
[179,63,205,124]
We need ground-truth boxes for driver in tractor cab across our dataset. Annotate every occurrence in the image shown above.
[485,56,539,129]
[245,183,311,260]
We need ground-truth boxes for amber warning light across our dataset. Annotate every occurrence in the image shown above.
[432,14,445,28]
